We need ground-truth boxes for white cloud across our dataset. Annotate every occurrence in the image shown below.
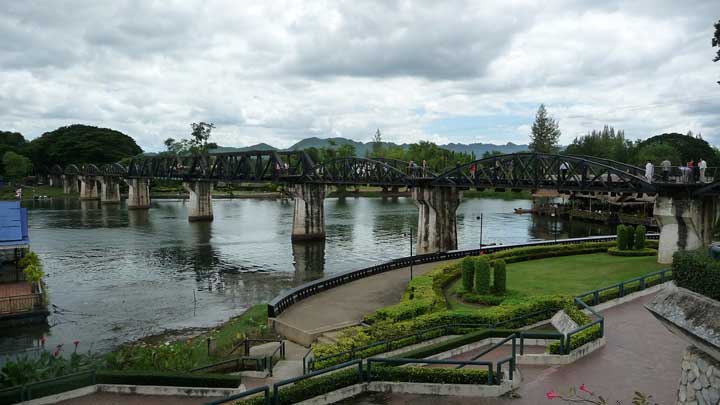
[0,0,718,151]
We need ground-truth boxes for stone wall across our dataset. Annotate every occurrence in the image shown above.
[678,345,720,405]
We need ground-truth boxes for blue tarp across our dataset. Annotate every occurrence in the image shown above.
[0,201,29,247]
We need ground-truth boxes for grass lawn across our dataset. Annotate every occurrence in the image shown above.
[447,253,665,311]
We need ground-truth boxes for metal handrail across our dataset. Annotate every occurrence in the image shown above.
[272,360,363,405]
[367,357,496,385]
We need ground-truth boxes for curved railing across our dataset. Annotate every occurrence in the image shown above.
[267,234,660,318]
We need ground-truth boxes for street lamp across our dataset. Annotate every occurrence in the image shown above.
[404,226,414,280]
[476,214,484,248]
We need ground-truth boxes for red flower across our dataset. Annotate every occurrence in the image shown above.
[53,350,60,357]
[580,384,593,395]
[73,340,80,353]
[546,390,560,400]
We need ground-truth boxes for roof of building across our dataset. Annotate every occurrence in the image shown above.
[0,201,29,249]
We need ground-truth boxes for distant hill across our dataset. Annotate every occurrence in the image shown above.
[209,137,528,157]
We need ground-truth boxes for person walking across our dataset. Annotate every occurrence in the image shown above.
[644,160,654,183]
[421,160,427,177]
[660,159,671,182]
[469,163,477,179]
[686,160,695,183]
[699,158,707,183]
[408,160,414,177]
[559,161,568,182]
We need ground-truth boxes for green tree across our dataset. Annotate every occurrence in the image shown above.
[188,122,215,153]
[371,129,384,158]
[474,257,491,294]
[564,126,634,162]
[634,142,681,166]
[529,104,561,154]
[482,150,504,159]
[625,225,635,250]
[2,151,32,181]
[27,124,142,169]
[713,19,719,85]
[635,225,646,250]
[337,144,356,158]
[637,133,718,167]
[493,260,507,294]
[461,257,474,291]
[0,131,28,175]
[617,225,628,250]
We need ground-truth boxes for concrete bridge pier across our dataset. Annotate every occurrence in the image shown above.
[183,181,214,222]
[98,176,121,204]
[654,195,720,264]
[290,184,326,241]
[62,175,79,194]
[412,186,461,254]
[78,177,100,200]
[125,178,151,209]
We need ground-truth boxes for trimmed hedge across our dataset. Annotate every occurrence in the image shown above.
[493,260,507,293]
[635,225,646,249]
[474,257,491,294]
[625,225,635,250]
[237,368,361,405]
[607,247,657,257]
[616,225,628,250]
[460,292,505,306]
[673,249,720,301]
[547,324,602,354]
[371,365,491,385]
[461,257,474,291]
[96,370,242,388]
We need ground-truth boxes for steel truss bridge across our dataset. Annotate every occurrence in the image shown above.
[49,151,720,196]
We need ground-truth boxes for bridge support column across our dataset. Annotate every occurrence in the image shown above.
[62,175,79,194]
[125,178,151,209]
[412,186,461,254]
[78,177,100,200]
[654,196,720,264]
[183,181,214,222]
[99,176,121,204]
[290,184,326,241]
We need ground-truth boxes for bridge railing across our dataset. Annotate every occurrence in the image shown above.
[267,234,659,318]
[652,166,719,184]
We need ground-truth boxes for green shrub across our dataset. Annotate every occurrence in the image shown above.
[493,260,507,293]
[625,225,635,250]
[547,324,602,354]
[607,247,656,257]
[237,368,361,405]
[370,365,492,385]
[634,225,646,249]
[673,249,720,301]
[461,257,474,291]
[460,292,505,306]
[392,329,517,361]
[96,370,241,388]
[616,225,627,250]
[474,257,491,294]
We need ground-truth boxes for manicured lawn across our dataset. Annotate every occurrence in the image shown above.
[447,253,666,310]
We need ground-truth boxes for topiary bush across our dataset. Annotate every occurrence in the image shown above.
[493,260,507,294]
[625,225,635,250]
[461,257,474,291]
[616,225,627,250]
[673,249,720,301]
[634,225,646,250]
[474,257,491,294]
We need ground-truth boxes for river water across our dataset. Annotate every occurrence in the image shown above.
[1,196,612,354]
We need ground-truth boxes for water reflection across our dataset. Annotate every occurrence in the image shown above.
[292,241,326,283]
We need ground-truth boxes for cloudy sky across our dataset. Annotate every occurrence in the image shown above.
[1,0,719,152]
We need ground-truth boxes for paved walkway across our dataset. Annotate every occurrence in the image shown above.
[277,260,455,333]
[340,293,686,405]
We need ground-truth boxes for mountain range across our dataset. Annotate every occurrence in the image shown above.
[210,137,528,157]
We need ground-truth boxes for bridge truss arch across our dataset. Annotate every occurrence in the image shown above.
[430,153,657,194]
[303,157,416,186]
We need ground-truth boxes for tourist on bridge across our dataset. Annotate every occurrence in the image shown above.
[469,163,477,179]
[644,161,654,183]
[494,159,501,181]
[661,159,671,182]
[408,160,414,177]
[422,160,427,177]
[685,160,694,183]
[699,158,707,183]
[559,161,569,182]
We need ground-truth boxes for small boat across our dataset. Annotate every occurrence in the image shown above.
[514,208,536,214]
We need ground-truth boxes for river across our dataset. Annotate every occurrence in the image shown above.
[0,196,613,354]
